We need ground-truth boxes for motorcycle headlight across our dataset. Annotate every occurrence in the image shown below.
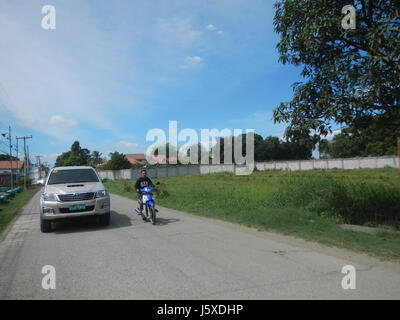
[95,190,109,198]
[42,193,58,201]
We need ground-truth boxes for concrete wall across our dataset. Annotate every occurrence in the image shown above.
[98,155,399,180]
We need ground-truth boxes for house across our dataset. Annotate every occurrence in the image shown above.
[151,154,178,164]
[97,153,147,169]
[125,154,147,165]
[0,160,24,186]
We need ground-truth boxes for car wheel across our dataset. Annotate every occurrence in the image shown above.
[40,219,52,233]
[99,212,110,226]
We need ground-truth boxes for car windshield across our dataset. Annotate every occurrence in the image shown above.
[47,169,99,185]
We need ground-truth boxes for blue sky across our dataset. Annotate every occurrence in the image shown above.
[0,0,305,166]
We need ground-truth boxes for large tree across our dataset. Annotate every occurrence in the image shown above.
[217,133,313,162]
[319,112,398,158]
[273,0,400,145]
[103,152,132,170]
[0,155,19,161]
[55,141,103,167]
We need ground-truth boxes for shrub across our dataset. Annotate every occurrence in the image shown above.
[269,175,400,227]
[123,181,132,192]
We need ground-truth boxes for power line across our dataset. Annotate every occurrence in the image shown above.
[0,139,9,148]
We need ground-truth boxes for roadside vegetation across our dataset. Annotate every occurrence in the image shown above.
[0,187,39,234]
[105,168,400,260]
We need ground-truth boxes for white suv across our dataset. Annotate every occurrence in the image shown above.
[40,166,111,232]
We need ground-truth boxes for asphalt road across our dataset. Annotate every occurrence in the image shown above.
[0,191,399,299]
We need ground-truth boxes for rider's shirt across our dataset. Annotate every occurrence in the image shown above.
[135,177,154,191]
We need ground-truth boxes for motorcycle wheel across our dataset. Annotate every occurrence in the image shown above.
[149,206,156,225]
[142,207,148,221]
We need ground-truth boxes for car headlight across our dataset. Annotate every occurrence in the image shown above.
[95,190,109,198]
[42,193,58,201]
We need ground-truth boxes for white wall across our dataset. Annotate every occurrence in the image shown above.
[98,155,399,180]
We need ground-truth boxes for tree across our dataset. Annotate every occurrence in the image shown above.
[319,112,398,158]
[151,143,178,163]
[55,141,96,167]
[183,142,210,164]
[89,151,104,167]
[64,155,86,166]
[273,0,400,145]
[0,155,19,161]
[55,151,71,167]
[217,133,313,162]
[103,152,132,170]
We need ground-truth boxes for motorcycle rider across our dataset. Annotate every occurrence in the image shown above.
[135,168,154,215]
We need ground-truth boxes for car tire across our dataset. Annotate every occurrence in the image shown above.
[99,212,110,226]
[40,219,52,233]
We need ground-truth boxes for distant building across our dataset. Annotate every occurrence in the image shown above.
[29,165,47,182]
[97,153,147,169]
[151,154,178,164]
[125,154,147,165]
[0,160,24,186]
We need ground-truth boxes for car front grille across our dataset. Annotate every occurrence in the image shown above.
[59,205,95,214]
[58,192,95,202]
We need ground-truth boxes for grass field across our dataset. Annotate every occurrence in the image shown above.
[0,187,40,235]
[105,168,400,260]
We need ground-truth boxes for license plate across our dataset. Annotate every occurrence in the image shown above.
[69,204,86,211]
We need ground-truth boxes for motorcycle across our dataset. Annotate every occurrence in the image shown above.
[137,186,157,225]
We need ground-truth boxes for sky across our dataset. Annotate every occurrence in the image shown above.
[0,0,306,166]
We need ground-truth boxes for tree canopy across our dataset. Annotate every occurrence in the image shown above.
[273,0,400,145]
[217,133,313,162]
[55,141,104,167]
[103,152,132,170]
[319,112,398,158]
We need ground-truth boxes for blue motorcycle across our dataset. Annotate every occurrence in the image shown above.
[138,186,157,225]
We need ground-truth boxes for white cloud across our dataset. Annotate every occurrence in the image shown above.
[40,153,60,167]
[217,31,224,35]
[114,141,139,149]
[320,129,342,141]
[206,24,217,31]
[157,17,203,47]
[48,115,78,127]
[0,1,141,141]
[181,56,204,69]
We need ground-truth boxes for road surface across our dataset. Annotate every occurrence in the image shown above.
[0,191,399,299]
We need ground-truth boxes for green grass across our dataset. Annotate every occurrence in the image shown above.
[0,187,40,234]
[105,168,400,261]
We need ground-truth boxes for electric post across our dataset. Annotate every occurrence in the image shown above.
[2,126,14,189]
[36,155,43,179]
[16,135,32,190]
[15,137,19,184]
[8,126,13,189]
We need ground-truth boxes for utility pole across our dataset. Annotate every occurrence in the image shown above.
[27,145,30,173]
[36,155,42,179]
[9,126,13,189]
[16,135,32,190]
[15,137,19,184]
[2,126,13,189]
